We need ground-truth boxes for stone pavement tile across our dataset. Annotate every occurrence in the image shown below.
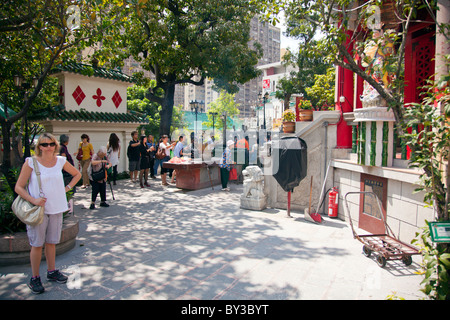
[0,273,28,299]
[142,275,200,300]
[183,258,228,282]
[218,257,263,282]
[217,241,252,258]
[249,287,301,300]
[224,273,302,300]
[324,277,372,300]
[145,247,193,269]
[67,283,115,300]
[282,282,325,300]
[127,264,180,288]
[0,180,425,300]
[101,279,157,300]
[64,265,103,287]
[176,253,211,268]
[246,255,291,281]
[3,275,77,300]
[259,260,307,290]
[185,273,237,300]
[245,242,276,258]
[0,274,31,300]
[215,290,252,300]
[220,278,261,298]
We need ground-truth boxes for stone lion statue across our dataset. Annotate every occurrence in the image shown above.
[242,166,265,199]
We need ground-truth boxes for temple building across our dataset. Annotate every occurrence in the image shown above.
[31,62,146,173]
[264,0,449,244]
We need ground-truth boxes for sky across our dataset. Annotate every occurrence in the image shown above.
[277,12,300,53]
[281,31,300,52]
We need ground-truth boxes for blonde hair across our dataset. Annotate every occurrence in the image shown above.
[35,132,60,157]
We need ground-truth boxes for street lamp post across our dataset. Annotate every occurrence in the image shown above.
[258,92,270,143]
[190,100,205,160]
[209,111,218,135]
[221,111,227,149]
[258,92,269,130]
[190,99,199,123]
[190,100,199,160]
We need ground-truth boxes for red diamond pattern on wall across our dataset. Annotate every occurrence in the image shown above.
[72,85,86,105]
[112,90,122,108]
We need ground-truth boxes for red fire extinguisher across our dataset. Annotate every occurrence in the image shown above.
[328,187,339,218]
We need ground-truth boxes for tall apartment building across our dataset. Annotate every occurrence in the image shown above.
[183,16,281,118]
[122,55,187,108]
[122,56,154,79]
[183,75,205,110]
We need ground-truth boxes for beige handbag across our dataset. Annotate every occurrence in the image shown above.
[12,157,45,227]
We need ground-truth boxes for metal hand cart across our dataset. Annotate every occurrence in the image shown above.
[344,191,420,268]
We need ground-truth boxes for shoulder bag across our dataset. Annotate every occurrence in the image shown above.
[155,146,165,160]
[12,157,45,227]
[91,163,107,182]
[229,167,238,181]
[76,143,83,161]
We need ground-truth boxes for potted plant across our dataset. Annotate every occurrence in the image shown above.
[282,109,296,133]
[297,99,313,121]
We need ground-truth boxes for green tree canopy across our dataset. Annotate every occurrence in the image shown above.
[0,0,125,187]
[106,0,263,136]
[127,84,185,139]
[305,67,335,110]
[203,90,240,131]
[275,40,331,110]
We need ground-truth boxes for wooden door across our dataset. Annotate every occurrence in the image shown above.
[359,174,387,234]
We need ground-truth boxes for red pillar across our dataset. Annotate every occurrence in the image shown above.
[295,97,301,121]
[336,30,354,149]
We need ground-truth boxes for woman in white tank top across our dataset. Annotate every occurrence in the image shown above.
[15,133,81,294]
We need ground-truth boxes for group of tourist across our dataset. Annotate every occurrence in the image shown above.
[73,130,241,195]
[63,133,120,210]
[12,130,240,294]
[127,131,180,187]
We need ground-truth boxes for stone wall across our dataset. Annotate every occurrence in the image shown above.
[262,110,434,245]
[0,216,79,266]
[332,159,435,244]
[264,111,340,212]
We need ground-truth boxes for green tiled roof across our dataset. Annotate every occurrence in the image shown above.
[30,105,147,124]
[0,102,17,118]
[52,62,135,83]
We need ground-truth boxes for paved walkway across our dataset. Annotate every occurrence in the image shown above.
[0,177,425,300]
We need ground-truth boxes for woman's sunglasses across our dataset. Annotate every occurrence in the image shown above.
[40,142,56,147]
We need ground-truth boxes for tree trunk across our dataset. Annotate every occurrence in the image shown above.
[0,120,16,193]
[284,93,291,112]
[158,84,176,137]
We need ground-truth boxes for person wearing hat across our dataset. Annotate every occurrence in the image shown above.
[219,140,235,191]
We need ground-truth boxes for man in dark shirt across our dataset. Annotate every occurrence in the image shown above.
[127,131,140,183]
